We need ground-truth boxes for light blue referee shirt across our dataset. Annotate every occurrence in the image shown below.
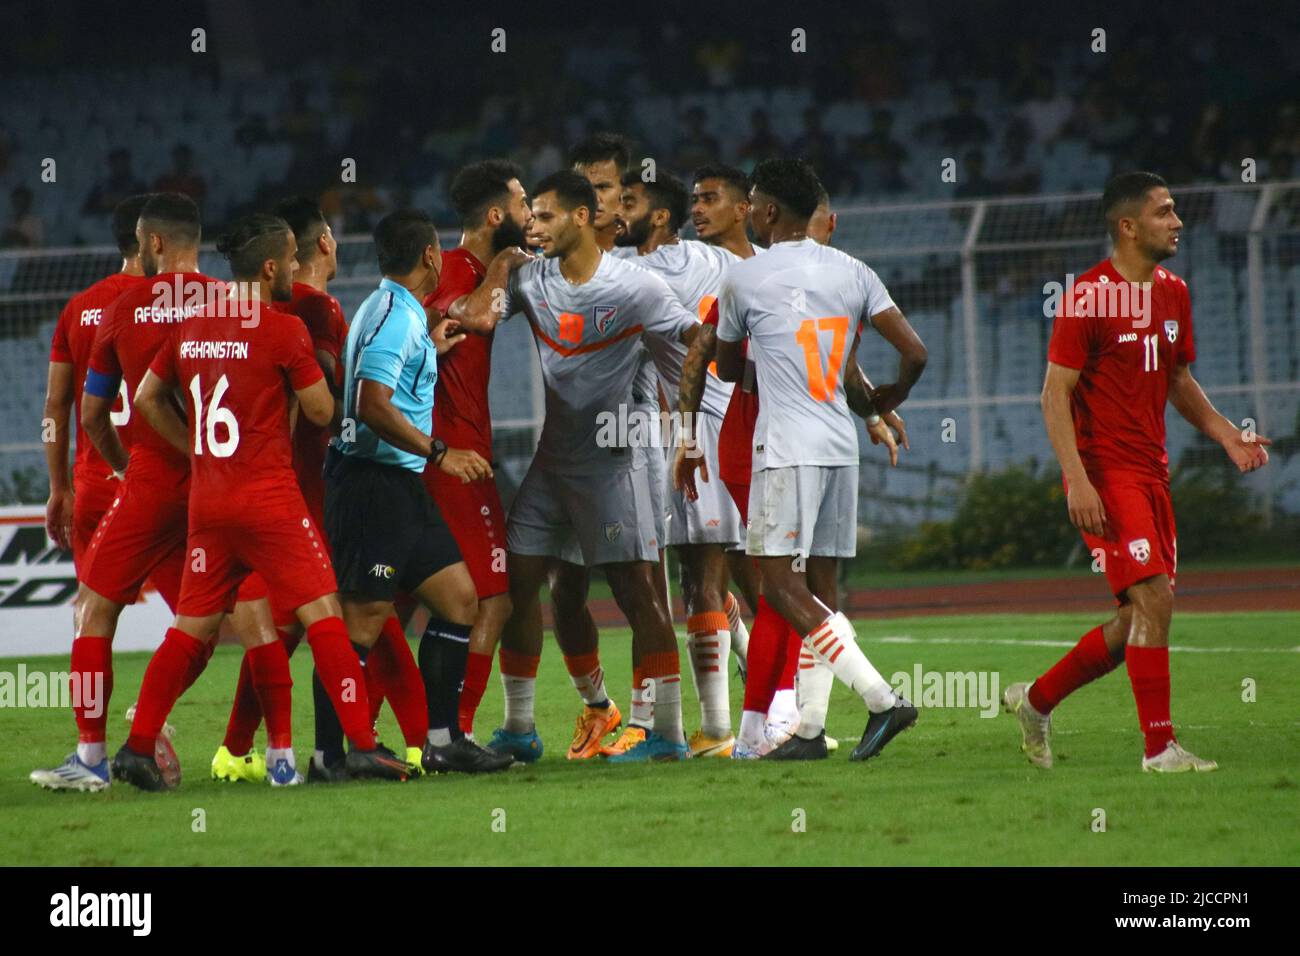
[336,277,436,472]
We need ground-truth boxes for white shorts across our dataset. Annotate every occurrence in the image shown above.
[667,413,743,548]
[507,460,660,566]
[746,464,858,559]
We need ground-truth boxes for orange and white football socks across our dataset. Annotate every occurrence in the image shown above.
[686,611,731,738]
[641,650,685,744]
[804,611,896,716]
[499,648,540,733]
[563,651,610,707]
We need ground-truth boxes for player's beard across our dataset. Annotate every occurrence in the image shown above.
[271,273,293,301]
[615,213,651,248]
[140,248,159,278]
[491,217,528,254]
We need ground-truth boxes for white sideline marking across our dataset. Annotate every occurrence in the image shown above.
[874,635,1300,654]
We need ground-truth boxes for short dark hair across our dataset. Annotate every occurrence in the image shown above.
[139,192,201,247]
[621,169,689,233]
[373,209,438,275]
[532,170,598,215]
[1102,171,1169,238]
[750,158,824,219]
[273,196,328,263]
[567,133,635,175]
[815,185,831,209]
[215,213,293,280]
[693,163,750,201]
[111,193,152,256]
[450,159,524,227]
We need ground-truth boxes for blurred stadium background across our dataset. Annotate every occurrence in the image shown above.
[1,1,1296,555]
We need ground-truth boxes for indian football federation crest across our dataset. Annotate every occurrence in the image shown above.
[603,521,622,542]
[1128,538,1151,564]
[594,305,617,335]
[1164,319,1178,344]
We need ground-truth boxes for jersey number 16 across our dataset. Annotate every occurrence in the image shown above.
[187,373,241,457]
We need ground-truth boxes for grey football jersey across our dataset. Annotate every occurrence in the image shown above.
[633,240,734,420]
[716,238,895,470]
[504,251,698,474]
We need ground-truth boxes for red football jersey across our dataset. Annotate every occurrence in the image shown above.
[49,272,142,483]
[149,295,323,520]
[284,282,348,503]
[424,247,493,458]
[703,298,760,486]
[87,271,225,478]
[1047,258,1196,484]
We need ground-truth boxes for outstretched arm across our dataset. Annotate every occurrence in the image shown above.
[1168,363,1270,472]
[447,247,532,334]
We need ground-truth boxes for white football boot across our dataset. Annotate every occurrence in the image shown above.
[1004,681,1053,769]
[1142,741,1218,773]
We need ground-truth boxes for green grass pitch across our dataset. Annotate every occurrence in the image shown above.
[3,611,1297,866]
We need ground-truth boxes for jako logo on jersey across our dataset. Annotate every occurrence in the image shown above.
[1164,320,1178,344]
[1128,538,1151,564]
[602,522,622,542]
[1117,332,1137,343]
[594,305,617,335]
[369,563,395,579]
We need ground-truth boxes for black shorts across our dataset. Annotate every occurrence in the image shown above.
[324,447,463,601]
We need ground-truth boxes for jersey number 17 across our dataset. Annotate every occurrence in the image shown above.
[795,316,849,401]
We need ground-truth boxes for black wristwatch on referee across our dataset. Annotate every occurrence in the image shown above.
[427,438,448,466]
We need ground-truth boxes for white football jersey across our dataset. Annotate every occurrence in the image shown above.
[716,238,895,470]
[631,240,735,420]
[503,251,697,474]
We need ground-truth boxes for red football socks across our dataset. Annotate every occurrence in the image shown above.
[248,640,294,750]
[367,615,427,748]
[127,627,207,755]
[224,627,301,755]
[459,650,493,734]
[742,596,786,713]
[305,616,376,751]
[1028,625,1120,714]
[70,635,113,744]
[778,621,800,692]
[1126,644,1176,757]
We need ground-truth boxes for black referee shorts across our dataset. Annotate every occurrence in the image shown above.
[324,447,463,601]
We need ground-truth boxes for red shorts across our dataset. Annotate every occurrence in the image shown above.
[1074,476,1177,599]
[423,466,508,599]
[71,471,120,572]
[79,469,188,611]
[724,479,751,527]
[178,505,336,618]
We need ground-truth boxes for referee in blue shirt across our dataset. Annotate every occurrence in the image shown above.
[318,209,511,778]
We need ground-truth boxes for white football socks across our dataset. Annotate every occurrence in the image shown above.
[725,591,749,666]
[566,658,609,707]
[795,648,834,738]
[806,612,897,714]
[501,673,536,733]
[686,613,732,737]
[648,673,685,744]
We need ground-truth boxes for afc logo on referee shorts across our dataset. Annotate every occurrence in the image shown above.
[1127,538,1151,564]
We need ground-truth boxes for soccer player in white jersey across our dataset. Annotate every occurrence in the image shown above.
[452,170,702,763]
[612,168,744,755]
[715,159,928,761]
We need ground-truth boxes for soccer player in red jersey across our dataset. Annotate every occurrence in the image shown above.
[419,160,532,743]
[210,198,430,783]
[112,213,409,790]
[42,194,148,572]
[1006,172,1271,773]
[30,194,275,791]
